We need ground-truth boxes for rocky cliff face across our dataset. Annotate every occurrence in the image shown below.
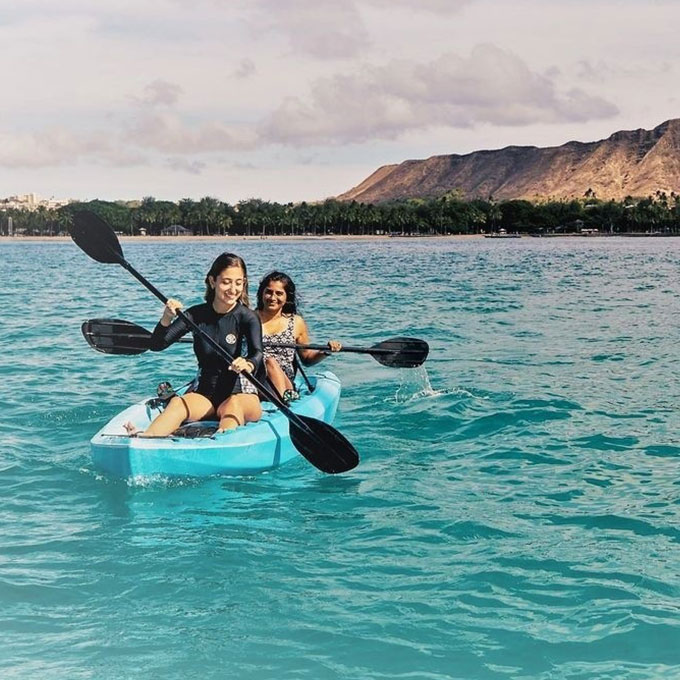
[337,119,680,203]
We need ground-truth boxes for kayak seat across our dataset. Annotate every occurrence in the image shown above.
[171,422,219,438]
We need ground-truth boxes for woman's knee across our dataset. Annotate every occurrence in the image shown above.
[166,396,190,417]
[170,393,214,421]
[216,402,235,420]
[241,394,262,421]
[216,394,240,418]
[217,394,261,422]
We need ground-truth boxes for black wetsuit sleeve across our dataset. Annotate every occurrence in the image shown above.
[243,310,264,372]
[149,312,192,351]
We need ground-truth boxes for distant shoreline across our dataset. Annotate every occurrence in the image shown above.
[0,234,484,243]
[0,232,676,244]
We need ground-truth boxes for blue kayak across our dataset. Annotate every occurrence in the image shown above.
[91,371,341,478]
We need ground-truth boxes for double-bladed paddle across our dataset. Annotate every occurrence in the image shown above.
[69,210,359,474]
[81,318,429,367]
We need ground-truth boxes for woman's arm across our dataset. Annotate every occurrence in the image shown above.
[231,308,264,374]
[149,299,191,351]
[295,316,342,366]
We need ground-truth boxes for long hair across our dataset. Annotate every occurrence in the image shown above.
[256,271,298,315]
[204,252,250,307]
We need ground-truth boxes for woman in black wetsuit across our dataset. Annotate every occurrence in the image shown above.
[124,253,263,436]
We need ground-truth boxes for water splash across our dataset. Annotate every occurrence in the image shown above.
[388,366,452,404]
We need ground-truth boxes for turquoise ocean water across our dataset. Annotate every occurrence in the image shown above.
[1,236,679,679]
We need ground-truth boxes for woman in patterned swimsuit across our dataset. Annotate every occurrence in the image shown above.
[256,271,341,402]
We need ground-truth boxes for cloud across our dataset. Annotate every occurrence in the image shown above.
[234,58,256,79]
[136,79,183,107]
[250,0,472,59]
[166,157,206,174]
[256,0,370,59]
[261,44,618,145]
[123,80,260,154]
[364,0,471,12]
[575,58,675,83]
[0,127,145,168]
[126,112,259,153]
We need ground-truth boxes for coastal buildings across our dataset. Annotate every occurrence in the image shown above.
[0,193,74,236]
[0,193,73,211]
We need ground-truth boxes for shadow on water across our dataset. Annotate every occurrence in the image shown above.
[88,456,365,528]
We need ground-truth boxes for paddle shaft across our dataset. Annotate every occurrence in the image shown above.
[274,342,394,356]
[87,333,390,354]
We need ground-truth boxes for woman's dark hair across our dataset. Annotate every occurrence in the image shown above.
[204,252,250,306]
[256,271,298,315]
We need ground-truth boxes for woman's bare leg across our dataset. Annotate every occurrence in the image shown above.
[124,393,215,437]
[265,356,293,397]
[215,394,262,433]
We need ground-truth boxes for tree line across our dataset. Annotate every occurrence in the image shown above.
[3,191,680,237]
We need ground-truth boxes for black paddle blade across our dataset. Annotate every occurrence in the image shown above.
[290,415,359,474]
[373,337,429,368]
[82,319,152,355]
[70,210,124,264]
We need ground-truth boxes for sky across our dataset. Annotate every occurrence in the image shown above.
[1,0,678,204]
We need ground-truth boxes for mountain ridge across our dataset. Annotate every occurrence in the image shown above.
[336,119,680,203]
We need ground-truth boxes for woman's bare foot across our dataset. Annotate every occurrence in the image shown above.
[123,421,143,437]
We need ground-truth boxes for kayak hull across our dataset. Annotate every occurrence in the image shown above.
[90,372,341,478]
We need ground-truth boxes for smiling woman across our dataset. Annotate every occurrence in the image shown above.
[256,270,342,401]
[125,252,265,436]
